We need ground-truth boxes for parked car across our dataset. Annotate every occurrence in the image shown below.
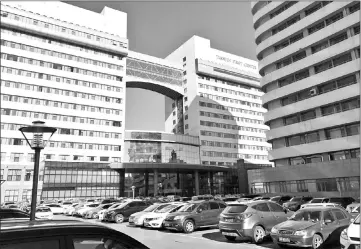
[306,197,330,204]
[100,198,117,204]
[98,203,125,221]
[42,204,64,214]
[180,197,192,202]
[75,203,100,217]
[61,201,73,208]
[143,202,186,229]
[64,203,79,216]
[129,203,170,226]
[236,197,253,203]
[300,203,342,209]
[221,197,239,204]
[191,195,214,201]
[329,197,355,209]
[283,196,313,211]
[0,208,31,220]
[271,206,351,249]
[35,207,53,220]
[163,200,227,233]
[83,203,114,219]
[270,196,293,206]
[167,195,181,202]
[0,219,150,249]
[218,200,293,243]
[340,214,360,249]
[252,196,270,201]
[103,200,149,223]
[346,197,360,213]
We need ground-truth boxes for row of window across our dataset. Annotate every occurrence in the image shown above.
[1,66,123,92]
[200,92,262,108]
[288,148,360,166]
[201,140,269,151]
[281,73,358,106]
[200,111,263,125]
[1,28,123,61]
[202,161,236,166]
[199,101,264,117]
[0,137,122,151]
[273,3,359,54]
[198,83,261,100]
[251,176,360,194]
[1,80,123,104]
[277,49,359,88]
[252,1,272,15]
[0,10,126,48]
[2,53,123,81]
[197,75,262,92]
[2,94,122,116]
[1,123,122,140]
[200,120,267,134]
[200,130,267,142]
[202,151,268,160]
[1,39,123,70]
[283,122,359,148]
[1,108,122,127]
[275,24,359,71]
[4,169,42,182]
[283,97,359,126]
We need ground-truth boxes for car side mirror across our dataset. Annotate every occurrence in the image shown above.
[324,219,332,224]
[197,208,203,213]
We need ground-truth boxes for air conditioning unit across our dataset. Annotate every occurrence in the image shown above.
[309,87,318,96]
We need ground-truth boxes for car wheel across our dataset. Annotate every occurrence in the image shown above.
[115,214,124,224]
[183,219,195,233]
[312,234,323,249]
[252,225,265,244]
[224,235,236,241]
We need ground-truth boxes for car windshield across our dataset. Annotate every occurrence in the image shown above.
[155,205,178,213]
[310,199,323,203]
[224,205,248,214]
[144,204,163,212]
[289,210,322,222]
[36,208,51,212]
[178,204,198,212]
[63,202,72,205]
[290,197,302,202]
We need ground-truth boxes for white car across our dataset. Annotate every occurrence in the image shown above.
[64,203,79,215]
[61,201,73,208]
[35,207,53,220]
[42,204,64,214]
[340,214,360,249]
[76,203,100,217]
[143,203,186,229]
[300,203,342,209]
[129,203,171,226]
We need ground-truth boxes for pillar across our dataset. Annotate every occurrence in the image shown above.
[118,169,125,197]
[194,170,200,195]
[144,172,149,197]
[153,169,158,197]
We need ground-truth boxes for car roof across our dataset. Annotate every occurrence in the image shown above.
[300,206,345,211]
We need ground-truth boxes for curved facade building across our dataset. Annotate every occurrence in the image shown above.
[249,1,360,197]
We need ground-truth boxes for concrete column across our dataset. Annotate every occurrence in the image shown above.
[153,169,158,197]
[194,170,200,195]
[144,172,149,197]
[118,169,125,197]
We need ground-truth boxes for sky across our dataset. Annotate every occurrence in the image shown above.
[67,1,257,131]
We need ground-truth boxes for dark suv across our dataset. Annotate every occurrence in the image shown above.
[282,196,313,211]
[103,200,149,223]
[328,197,355,208]
[270,196,292,206]
[0,220,149,249]
[163,200,227,233]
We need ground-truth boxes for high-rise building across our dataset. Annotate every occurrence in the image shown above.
[0,1,128,201]
[249,1,360,197]
[165,36,272,167]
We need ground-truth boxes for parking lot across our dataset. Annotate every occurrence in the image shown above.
[55,215,341,249]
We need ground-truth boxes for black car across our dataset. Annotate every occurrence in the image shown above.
[0,220,149,249]
[103,200,150,223]
[282,196,313,211]
[270,195,292,206]
[0,208,31,220]
[328,197,355,208]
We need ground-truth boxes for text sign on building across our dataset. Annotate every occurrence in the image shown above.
[215,55,257,71]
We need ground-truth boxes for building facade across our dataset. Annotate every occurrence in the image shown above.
[0,1,272,202]
[0,1,128,201]
[249,1,360,197]
[165,36,272,167]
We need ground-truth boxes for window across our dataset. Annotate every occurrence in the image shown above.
[316,178,338,191]
[305,2,322,16]
[325,12,343,26]
[312,40,329,54]
[333,209,347,220]
[4,189,19,202]
[329,32,348,46]
[209,202,219,210]
[25,170,33,181]
[301,110,316,121]
[11,153,23,162]
[323,211,336,222]
[254,203,270,212]
[268,202,284,212]
[333,53,352,67]
[349,3,360,14]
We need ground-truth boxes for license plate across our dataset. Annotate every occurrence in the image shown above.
[222,232,238,237]
[225,219,234,222]
[279,237,290,243]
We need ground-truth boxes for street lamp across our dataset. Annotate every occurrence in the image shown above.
[19,121,57,221]
[131,186,136,199]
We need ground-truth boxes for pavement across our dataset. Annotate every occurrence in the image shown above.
[54,215,341,249]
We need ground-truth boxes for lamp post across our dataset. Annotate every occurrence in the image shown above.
[131,186,136,199]
[19,121,57,221]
